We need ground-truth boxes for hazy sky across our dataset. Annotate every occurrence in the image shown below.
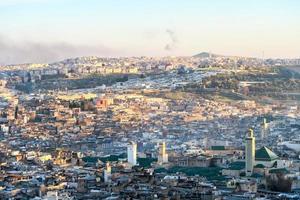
[0,0,299,64]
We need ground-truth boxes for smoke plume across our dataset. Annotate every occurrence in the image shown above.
[164,29,178,51]
[0,35,116,65]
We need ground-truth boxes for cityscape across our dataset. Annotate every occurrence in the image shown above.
[0,1,300,200]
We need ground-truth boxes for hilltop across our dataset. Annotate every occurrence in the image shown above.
[192,52,224,58]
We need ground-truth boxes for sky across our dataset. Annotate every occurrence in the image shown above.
[0,0,299,64]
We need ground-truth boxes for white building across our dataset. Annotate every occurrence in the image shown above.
[127,141,137,166]
[245,129,255,176]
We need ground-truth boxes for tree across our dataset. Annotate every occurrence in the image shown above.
[266,173,292,192]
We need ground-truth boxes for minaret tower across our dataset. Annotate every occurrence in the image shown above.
[245,128,255,176]
[127,141,137,166]
[104,162,112,183]
[158,142,168,164]
[261,118,268,139]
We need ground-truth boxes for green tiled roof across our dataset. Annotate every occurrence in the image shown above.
[269,168,289,174]
[251,173,263,178]
[228,161,245,170]
[211,146,226,151]
[254,164,266,168]
[255,146,279,161]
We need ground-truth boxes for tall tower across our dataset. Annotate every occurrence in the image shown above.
[104,162,111,183]
[127,141,137,166]
[261,118,269,139]
[158,142,168,164]
[245,129,255,176]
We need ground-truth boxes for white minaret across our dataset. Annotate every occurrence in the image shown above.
[104,162,111,183]
[127,141,137,166]
[245,129,255,176]
[261,118,269,139]
[158,142,168,164]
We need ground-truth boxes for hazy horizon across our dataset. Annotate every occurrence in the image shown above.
[1,0,300,65]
